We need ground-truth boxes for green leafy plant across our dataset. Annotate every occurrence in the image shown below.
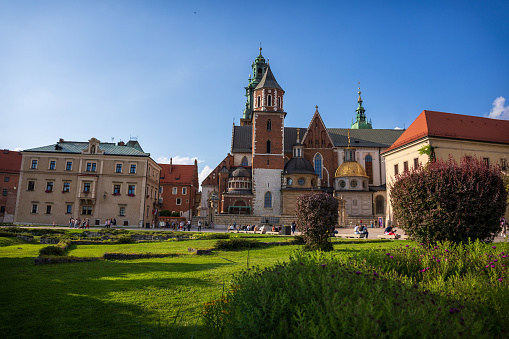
[295,192,338,251]
[390,156,507,243]
[215,238,260,251]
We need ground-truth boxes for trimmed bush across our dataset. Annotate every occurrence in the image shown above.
[39,245,65,256]
[215,238,261,251]
[116,235,134,244]
[390,156,507,243]
[295,192,338,251]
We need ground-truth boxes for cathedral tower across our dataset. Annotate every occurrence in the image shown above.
[251,63,286,215]
[351,84,372,129]
[241,47,268,126]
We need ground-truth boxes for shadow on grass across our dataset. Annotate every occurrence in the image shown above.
[0,255,233,338]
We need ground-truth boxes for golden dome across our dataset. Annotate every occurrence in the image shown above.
[334,161,368,178]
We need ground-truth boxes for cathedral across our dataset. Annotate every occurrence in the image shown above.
[201,48,404,226]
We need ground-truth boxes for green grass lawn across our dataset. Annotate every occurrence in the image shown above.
[0,236,406,338]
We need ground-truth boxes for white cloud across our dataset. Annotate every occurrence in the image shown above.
[14,147,23,152]
[393,127,404,130]
[198,165,213,185]
[156,155,204,165]
[487,96,509,120]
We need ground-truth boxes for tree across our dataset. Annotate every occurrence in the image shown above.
[295,192,338,251]
[390,156,507,243]
[159,210,171,217]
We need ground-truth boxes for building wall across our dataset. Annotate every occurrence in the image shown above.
[252,168,282,215]
[15,152,160,226]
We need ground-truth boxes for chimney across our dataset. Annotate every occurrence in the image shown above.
[59,138,64,143]
[169,158,172,174]
[118,141,125,146]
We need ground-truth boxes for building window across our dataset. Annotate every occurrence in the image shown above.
[287,178,293,185]
[4,177,9,182]
[264,192,272,208]
[241,157,248,166]
[339,180,346,188]
[119,207,125,216]
[365,155,373,184]
[116,164,122,173]
[176,198,182,205]
[394,164,399,175]
[182,187,187,195]
[172,187,177,195]
[46,205,52,214]
[277,96,281,108]
[128,185,135,195]
[375,196,384,214]
[66,205,72,214]
[0,206,5,213]
[86,162,97,172]
[83,183,91,193]
[483,158,490,167]
[351,180,358,188]
[130,164,137,173]
[114,184,121,194]
[82,206,92,215]
[31,160,38,169]
[403,161,409,172]
[267,95,272,106]
[267,119,272,130]
[46,182,54,192]
[298,178,305,185]
[63,182,70,192]
[414,158,419,168]
[31,204,38,214]
[2,189,7,196]
[314,154,322,179]
[266,140,271,154]
[28,181,35,191]
[66,161,72,171]
[257,96,261,107]
[49,161,56,170]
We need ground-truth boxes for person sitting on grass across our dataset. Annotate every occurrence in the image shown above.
[359,225,369,238]
[384,225,397,235]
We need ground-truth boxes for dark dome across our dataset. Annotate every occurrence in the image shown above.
[231,167,251,177]
[284,157,316,174]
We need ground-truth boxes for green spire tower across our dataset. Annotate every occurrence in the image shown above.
[241,46,268,125]
[350,83,372,129]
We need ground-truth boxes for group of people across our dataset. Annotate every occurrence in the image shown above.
[353,224,369,238]
[227,223,268,233]
[69,218,90,229]
[104,219,116,228]
[163,220,194,231]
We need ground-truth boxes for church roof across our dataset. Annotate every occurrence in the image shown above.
[383,110,509,154]
[335,161,368,178]
[284,157,316,174]
[231,126,403,153]
[254,65,283,91]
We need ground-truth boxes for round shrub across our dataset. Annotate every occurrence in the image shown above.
[390,156,507,243]
[295,192,338,251]
[116,235,134,244]
[39,245,65,256]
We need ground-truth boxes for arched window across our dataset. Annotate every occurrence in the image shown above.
[277,96,281,108]
[257,68,262,76]
[266,140,271,154]
[257,96,261,107]
[267,119,272,130]
[375,196,384,214]
[267,95,272,106]
[264,192,272,208]
[241,157,248,166]
[314,154,322,179]
[365,155,373,184]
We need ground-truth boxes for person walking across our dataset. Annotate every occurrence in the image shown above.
[198,220,202,232]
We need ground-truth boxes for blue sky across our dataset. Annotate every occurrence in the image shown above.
[1,0,508,184]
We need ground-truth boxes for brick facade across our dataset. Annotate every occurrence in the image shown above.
[0,150,22,222]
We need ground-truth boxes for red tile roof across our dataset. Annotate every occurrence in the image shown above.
[384,110,509,153]
[159,163,197,185]
[0,150,22,173]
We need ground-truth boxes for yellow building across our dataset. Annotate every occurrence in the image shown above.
[15,138,161,227]
[383,110,509,224]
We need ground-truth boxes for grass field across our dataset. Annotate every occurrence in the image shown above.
[0,235,406,338]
